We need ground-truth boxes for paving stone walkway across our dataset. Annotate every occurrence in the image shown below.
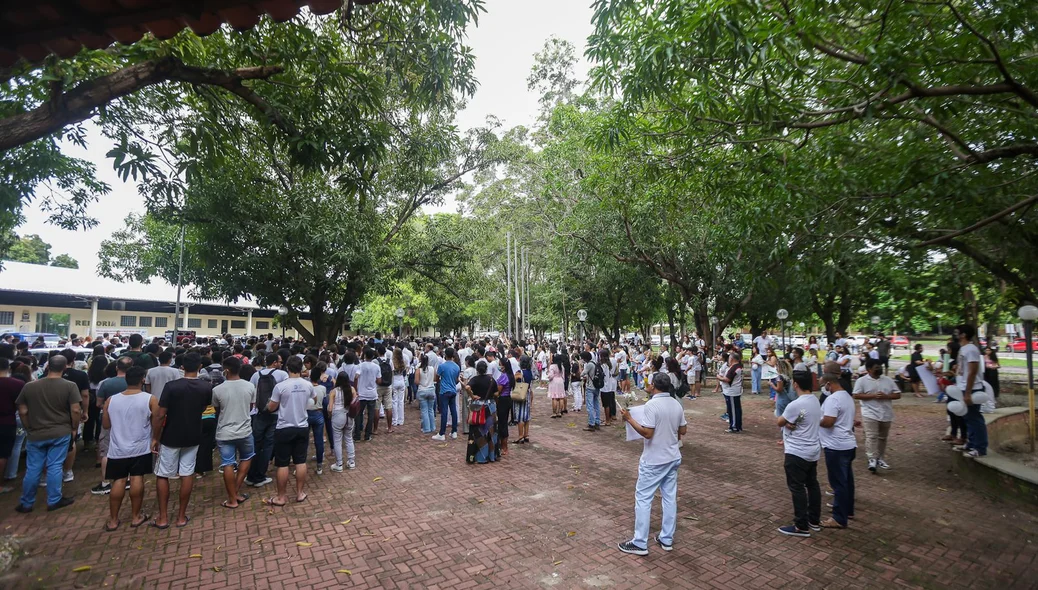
[0,387,1035,589]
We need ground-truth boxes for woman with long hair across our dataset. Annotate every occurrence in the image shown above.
[391,348,407,428]
[85,346,108,448]
[599,351,617,426]
[984,347,1000,398]
[511,351,532,445]
[495,355,515,456]
[415,353,437,434]
[465,360,499,463]
[569,352,584,412]
[328,372,356,471]
[548,354,566,418]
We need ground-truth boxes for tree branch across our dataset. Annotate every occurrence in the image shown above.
[0,57,285,153]
[915,194,1038,247]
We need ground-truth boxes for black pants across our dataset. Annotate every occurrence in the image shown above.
[497,396,512,442]
[724,395,742,431]
[823,447,855,526]
[949,409,968,439]
[84,390,102,443]
[353,399,377,440]
[247,412,277,483]
[196,418,217,473]
[784,453,821,531]
[601,391,617,417]
[984,368,1000,397]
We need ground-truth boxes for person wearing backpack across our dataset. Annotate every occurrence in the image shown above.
[245,353,287,488]
[374,345,394,434]
[582,351,603,432]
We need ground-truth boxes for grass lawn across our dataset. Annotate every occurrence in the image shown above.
[889,353,1033,368]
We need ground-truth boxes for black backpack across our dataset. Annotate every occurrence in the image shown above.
[201,365,225,387]
[591,362,606,390]
[378,358,393,385]
[255,371,276,414]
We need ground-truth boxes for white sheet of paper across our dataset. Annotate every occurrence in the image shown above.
[917,363,940,396]
[625,405,648,441]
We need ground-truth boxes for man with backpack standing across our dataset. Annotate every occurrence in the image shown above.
[582,351,603,432]
[374,345,394,434]
[353,348,381,441]
[246,353,287,488]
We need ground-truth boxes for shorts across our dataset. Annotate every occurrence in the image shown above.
[217,436,256,468]
[105,453,153,480]
[0,424,15,458]
[155,445,199,478]
[377,386,392,409]
[619,369,628,381]
[273,427,308,467]
[97,427,110,458]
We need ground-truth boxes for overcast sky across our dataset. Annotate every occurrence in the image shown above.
[16,0,594,273]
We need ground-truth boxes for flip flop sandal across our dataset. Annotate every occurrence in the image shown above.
[130,514,150,528]
[264,497,286,507]
[222,501,239,509]
[296,493,308,503]
[103,521,120,532]
[175,516,191,528]
[237,493,251,502]
[150,521,170,530]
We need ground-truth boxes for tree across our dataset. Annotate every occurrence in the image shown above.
[50,254,79,269]
[5,234,51,265]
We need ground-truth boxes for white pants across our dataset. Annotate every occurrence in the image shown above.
[570,382,583,411]
[391,382,406,425]
[330,410,355,466]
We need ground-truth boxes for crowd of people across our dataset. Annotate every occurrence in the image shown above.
[0,324,995,548]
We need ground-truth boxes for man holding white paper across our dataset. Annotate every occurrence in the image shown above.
[617,373,687,556]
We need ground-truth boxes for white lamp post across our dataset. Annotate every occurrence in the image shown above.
[577,309,587,342]
[777,309,788,350]
[396,307,405,338]
[277,306,288,339]
[1019,304,1038,451]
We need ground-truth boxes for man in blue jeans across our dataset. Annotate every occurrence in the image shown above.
[581,351,602,432]
[617,373,687,555]
[432,348,460,441]
[954,324,988,458]
[818,362,855,528]
[15,355,81,513]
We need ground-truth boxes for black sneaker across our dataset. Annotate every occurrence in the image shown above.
[617,541,648,556]
[654,534,673,552]
[91,482,112,495]
[14,504,32,513]
[47,497,75,511]
[777,525,810,538]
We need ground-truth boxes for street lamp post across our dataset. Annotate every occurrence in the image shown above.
[871,315,881,337]
[710,315,718,357]
[277,306,288,340]
[396,307,405,338]
[1018,304,1038,452]
[577,309,587,343]
[777,309,788,351]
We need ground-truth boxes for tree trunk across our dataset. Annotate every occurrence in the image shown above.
[748,315,767,339]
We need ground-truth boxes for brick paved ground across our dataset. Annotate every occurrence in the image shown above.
[1,386,1036,589]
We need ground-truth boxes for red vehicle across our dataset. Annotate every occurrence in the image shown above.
[1009,338,1038,353]
[890,335,910,349]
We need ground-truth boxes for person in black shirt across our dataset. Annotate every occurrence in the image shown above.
[464,361,498,464]
[60,349,89,484]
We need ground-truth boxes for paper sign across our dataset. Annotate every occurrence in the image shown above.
[625,405,648,441]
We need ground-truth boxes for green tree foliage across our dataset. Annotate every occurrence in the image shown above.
[2,233,80,269]
[50,253,79,269]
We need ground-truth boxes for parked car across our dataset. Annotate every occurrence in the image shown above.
[890,336,910,349]
[1009,338,1038,353]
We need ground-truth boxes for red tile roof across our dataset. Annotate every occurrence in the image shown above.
[1,1,375,67]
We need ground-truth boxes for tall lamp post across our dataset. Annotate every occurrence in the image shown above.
[277,306,288,340]
[1018,304,1038,452]
[871,315,881,337]
[396,307,405,338]
[777,308,788,351]
[577,309,587,343]
[710,315,718,356]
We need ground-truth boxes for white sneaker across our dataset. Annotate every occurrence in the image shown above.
[450,432,458,440]
[316,466,324,475]
[330,463,343,473]
[431,434,445,441]
[346,460,356,470]
[63,470,74,483]
[868,459,878,473]
[877,460,891,470]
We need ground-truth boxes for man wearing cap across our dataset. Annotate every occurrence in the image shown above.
[819,361,856,528]
[617,372,687,555]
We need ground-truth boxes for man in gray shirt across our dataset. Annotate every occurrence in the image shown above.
[212,356,256,509]
[265,356,314,507]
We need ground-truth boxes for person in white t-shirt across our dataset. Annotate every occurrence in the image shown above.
[753,332,770,357]
[615,345,630,396]
[617,372,687,555]
[777,370,822,537]
[852,358,900,473]
[955,324,988,457]
[818,362,856,529]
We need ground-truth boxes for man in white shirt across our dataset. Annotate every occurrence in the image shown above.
[777,370,822,537]
[245,354,287,488]
[819,362,856,528]
[955,324,987,457]
[753,331,770,357]
[617,373,687,556]
[852,358,900,473]
[352,348,381,441]
[615,345,630,395]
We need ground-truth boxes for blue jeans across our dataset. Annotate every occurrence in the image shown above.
[247,412,277,484]
[4,414,26,480]
[438,392,458,436]
[964,403,988,455]
[751,365,761,393]
[307,410,325,463]
[585,388,601,425]
[632,458,681,549]
[418,387,436,433]
[20,434,71,508]
[823,447,855,526]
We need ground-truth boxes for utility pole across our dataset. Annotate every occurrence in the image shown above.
[506,232,512,339]
[171,224,186,344]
